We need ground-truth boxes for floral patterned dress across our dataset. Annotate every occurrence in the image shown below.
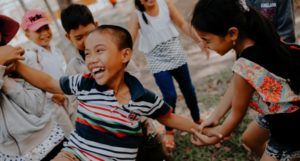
[232,58,300,115]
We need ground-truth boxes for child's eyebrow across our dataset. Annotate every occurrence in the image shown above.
[74,34,83,38]
[94,44,106,49]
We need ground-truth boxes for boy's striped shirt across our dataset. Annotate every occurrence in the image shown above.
[59,73,171,160]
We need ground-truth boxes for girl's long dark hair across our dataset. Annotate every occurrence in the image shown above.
[134,0,149,24]
[191,0,300,94]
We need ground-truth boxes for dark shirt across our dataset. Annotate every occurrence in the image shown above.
[247,0,296,43]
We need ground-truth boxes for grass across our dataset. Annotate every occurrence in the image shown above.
[172,69,258,161]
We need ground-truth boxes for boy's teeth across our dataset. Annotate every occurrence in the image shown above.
[92,68,100,73]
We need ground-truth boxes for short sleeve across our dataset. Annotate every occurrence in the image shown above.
[139,89,172,119]
[59,74,83,95]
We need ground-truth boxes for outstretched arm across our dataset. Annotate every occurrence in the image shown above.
[166,0,198,41]
[15,61,63,94]
[128,12,140,43]
[216,74,253,137]
[192,74,254,146]
[198,79,234,130]
[157,113,198,133]
[166,0,208,54]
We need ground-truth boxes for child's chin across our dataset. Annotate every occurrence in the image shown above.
[95,79,106,86]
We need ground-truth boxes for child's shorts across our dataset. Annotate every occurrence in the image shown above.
[255,115,270,129]
[266,139,300,161]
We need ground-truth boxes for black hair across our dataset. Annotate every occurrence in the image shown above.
[89,25,133,50]
[61,4,95,33]
[134,0,149,24]
[191,0,300,94]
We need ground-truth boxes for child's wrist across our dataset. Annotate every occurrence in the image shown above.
[166,130,175,135]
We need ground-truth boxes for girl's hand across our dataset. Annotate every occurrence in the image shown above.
[198,116,220,132]
[190,128,221,147]
[0,45,24,66]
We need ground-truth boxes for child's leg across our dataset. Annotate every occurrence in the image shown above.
[260,152,278,161]
[171,63,200,122]
[242,116,269,157]
[153,71,177,150]
[51,151,79,161]
[153,70,177,130]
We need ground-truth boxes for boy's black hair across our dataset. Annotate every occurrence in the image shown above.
[134,0,149,24]
[191,0,300,94]
[90,25,133,50]
[61,4,95,33]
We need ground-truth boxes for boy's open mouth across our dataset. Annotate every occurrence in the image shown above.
[92,67,105,75]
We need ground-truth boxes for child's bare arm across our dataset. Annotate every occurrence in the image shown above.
[15,61,63,94]
[157,113,198,133]
[213,74,254,137]
[0,46,24,66]
[128,12,140,43]
[199,79,234,130]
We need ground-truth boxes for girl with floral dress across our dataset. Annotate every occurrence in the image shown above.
[190,0,300,160]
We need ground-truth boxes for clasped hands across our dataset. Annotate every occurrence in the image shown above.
[190,118,228,147]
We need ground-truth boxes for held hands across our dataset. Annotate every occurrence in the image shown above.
[190,116,228,147]
[0,45,24,66]
[52,94,66,107]
[190,125,223,147]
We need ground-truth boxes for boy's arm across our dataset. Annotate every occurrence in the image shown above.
[15,61,63,94]
[157,113,198,133]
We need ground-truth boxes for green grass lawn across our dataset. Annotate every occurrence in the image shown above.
[172,69,258,161]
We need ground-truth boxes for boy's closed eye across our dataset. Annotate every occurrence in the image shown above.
[75,35,83,41]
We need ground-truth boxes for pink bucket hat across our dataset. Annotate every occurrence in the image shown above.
[21,9,49,31]
[0,15,20,44]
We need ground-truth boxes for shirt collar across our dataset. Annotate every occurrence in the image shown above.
[94,72,145,101]
[124,72,145,101]
[28,41,54,54]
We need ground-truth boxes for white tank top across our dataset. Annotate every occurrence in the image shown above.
[136,0,179,53]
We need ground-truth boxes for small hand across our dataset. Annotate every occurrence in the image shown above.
[190,128,221,147]
[0,45,24,66]
[52,94,66,107]
[198,116,220,132]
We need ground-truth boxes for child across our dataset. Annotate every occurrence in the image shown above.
[242,0,296,157]
[128,0,202,150]
[60,4,98,123]
[0,14,66,161]
[21,9,73,135]
[190,0,300,160]
[14,25,202,161]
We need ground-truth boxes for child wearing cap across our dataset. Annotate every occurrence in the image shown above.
[0,14,66,161]
[21,9,74,136]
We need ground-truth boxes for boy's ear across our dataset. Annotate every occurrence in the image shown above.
[226,27,239,41]
[121,48,132,64]
[65,33,71,41]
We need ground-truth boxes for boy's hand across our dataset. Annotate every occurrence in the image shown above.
[52,94,66,107]
[0,45,24,66]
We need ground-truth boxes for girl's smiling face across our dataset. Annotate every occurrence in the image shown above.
[196,31,234,56]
